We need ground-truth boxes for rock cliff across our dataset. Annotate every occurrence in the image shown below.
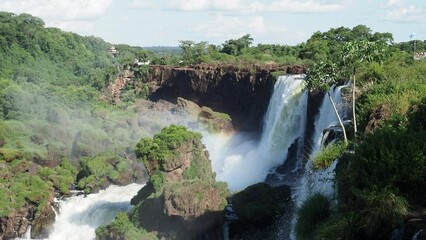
[146,64,305,131]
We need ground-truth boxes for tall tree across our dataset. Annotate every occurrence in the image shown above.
[305,61,348,143]
[341,40,387,134]
[220,34,253,56]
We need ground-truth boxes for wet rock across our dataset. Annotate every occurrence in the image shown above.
[229,183,292,239]
[31,199,56,239]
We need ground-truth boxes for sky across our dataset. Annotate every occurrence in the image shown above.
[0,0,425,47]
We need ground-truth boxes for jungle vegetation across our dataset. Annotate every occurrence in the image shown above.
[0,11,425,240]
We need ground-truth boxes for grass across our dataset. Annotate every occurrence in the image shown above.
[312,142,347,170]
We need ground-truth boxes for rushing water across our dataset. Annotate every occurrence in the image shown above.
[204,75,307,192]
[294,84,348,205]
[47,183,143,240]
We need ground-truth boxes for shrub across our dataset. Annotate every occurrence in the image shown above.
[96,212,158,240]
[296,193,331,240]
[312,142,347,170]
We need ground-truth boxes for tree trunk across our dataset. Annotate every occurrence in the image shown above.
[352,72,357,134]
[328,92,348,143]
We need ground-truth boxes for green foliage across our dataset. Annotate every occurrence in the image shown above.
[150,171,165,193]
[356,60,426,131]
[135,125,201,176]
[221,34,253,56]
[299,25,393,64]
[342,127,426,205]
[296,193,331,240]
[38,158,77,194]
[354,188,408,236]
[96,212,158,240]
[0,159,52,217]
[179,40,209,64]
[305,61,340,92]
[312,142,347,170]
[0,78,22,119]
[77,152,131,193]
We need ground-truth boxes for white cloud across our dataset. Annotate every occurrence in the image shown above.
[0,0,113,20]
[129,0,158,9]
[50,21,95,33]
[0,0,113,35]
[193,14,287,41]
[384,0,426,22]
[169,0,246,11]
[266,0,344,13]
[166,0,344,13]
[387,0,403,6]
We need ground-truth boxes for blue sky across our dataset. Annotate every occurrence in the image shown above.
[1,0,425,46]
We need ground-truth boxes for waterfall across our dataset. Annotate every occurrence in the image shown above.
[310,85,347,154]
[294,84,348,205]
[47,183,143,240]
[286,84,349,240]
[204,74,307,191]
[259,75,308,170]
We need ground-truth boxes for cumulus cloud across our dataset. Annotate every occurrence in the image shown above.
[0,0,113,20]
[49,21,95,33]
[383,0,426,23]
[0,0,113,33]
[130,0,345,13]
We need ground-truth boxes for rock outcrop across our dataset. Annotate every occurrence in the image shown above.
[229,183,292,239]
[177,97,233,134]
[76,152,147,194]
[97,125,229,240]
[0,197,55,240]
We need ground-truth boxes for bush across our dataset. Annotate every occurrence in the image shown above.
[296,193,331,240]
[312,142,347,170]
[96,212,158,240]
[346,128,426,205]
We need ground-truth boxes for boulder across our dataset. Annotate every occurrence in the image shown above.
[229,183,292,239]
[177,97,234,134]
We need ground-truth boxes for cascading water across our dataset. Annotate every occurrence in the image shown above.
[294,84,348,205]
[204,75,307,192]
[286,84,349,240]
[47,183,143,240]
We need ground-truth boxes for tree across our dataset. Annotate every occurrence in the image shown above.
[305,61,348,143]
[178,40,208,64]
[341,40,387,134]
[220,34,253,56]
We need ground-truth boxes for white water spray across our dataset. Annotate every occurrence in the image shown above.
[48,183,143,240]
[204,75,307,191]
